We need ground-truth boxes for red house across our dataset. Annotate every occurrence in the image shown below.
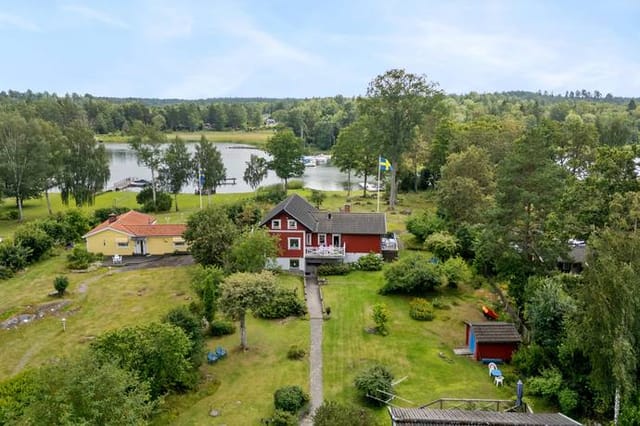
[464,322,521,362]
[260,194,397,273]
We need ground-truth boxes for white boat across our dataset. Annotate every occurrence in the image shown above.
[314,154,331,165]
[358,182,383,192]
[303,156,317,167]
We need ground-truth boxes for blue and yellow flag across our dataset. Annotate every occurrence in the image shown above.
[379,156,392,172]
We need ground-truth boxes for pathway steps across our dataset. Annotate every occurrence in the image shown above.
[301,276,324,425]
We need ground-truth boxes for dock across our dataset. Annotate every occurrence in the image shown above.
[112,177,151,191]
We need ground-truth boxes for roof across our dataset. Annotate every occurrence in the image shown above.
[389,408,582,425]
[83,210,186,238]
[260,194,386,235]
[260,194,318,230]
[466,322,522,343]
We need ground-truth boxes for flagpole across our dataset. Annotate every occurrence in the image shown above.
[377,155,382,213]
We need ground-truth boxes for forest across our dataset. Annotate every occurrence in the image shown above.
[1,73,640,422]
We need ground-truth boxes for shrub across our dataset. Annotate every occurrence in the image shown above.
[266,409,298,426]
[406,212,445,242]
[225,201,263,228]
[67,246,97,270]
[313,400,374,426]
[14,223,53,263]
[372,303,390,335]
[424,231,458,260]
[0,266,13,280]
[254,289,306,319]
[431,297,449,310]
[317,263,351,276]
[274,386,309,413]
[380,253,447,294]
[6,210,19,221]
[287,345,306,360]
[39,211,90,245]
[512,343,548,376]
[354,365,394,406]
[286,179,304,190]
[409,298,434,321]
[442,256,472,288]
[53,276,69,296]
[309,190,326,208]
[356,253,383,271]
[208,320,236,336]
[0,241,31,272]
[163,306,204,366]
[256,184,287,204]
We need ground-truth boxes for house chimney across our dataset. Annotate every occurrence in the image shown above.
[108,213,117,223]
[343,204,351,213]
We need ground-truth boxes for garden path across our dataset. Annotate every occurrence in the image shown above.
[301,275,324,425]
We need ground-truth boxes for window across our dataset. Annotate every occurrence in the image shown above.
[289,259,300,269]
[271,219,281,230]
[332,234,341,246]
[318,234,326,246]
[287,219,297,229]
[288,238,301,250]
[306,233,312,245]
[117,242,128,248]
[116,238,128,248]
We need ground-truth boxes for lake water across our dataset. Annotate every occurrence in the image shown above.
[105,143,350,194]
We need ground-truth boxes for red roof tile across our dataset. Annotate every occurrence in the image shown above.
[84,211,185,238]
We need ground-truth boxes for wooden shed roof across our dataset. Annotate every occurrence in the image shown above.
[466,322,522,343]
[388,407,581,425]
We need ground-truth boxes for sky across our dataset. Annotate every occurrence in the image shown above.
[1,0,639,99]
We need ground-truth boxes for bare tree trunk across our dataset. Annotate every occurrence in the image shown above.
[347,169,352,197]
[240,313,248,350]
[174,193,179,212]
[17,196,23,222]
[389,160,398,209]
[151,168,157,209]
[45,189,52,215]
[614,387,620,425]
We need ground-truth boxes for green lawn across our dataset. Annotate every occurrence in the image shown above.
[97,130,275,146]
[322,271,515,424]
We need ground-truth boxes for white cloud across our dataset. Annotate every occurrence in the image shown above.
[60,4,128,29]
[141,4,193,40]
[0,12,40,32]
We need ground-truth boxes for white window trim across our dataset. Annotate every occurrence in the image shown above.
[305,233,312,245]
[271,219,281,230]
[287,219,297,229]
[288,237,301,250]
[332,234,341,246]
[318,234,326,245]
[289,259,300,269]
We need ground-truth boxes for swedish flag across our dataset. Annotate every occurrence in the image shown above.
[379,156,392,172]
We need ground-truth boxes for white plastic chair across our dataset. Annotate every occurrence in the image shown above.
[488,362,497,376]
[494,375,504,386]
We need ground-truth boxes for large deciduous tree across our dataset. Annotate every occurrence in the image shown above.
[571,229,640,420]
[243,153,269,192]
[183,206,238,267]
[332,118,379,197]
[194,135,226,200]
[359,69,443,208]
[225,228,280,273]
[23,353,153,425]
[59,120,110,207]
[129,121,166,209]
[219,271,277,350]
[160,136,192,211]
[0,113,52,221]
[265,128,305,189]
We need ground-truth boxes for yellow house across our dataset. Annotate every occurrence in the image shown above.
[83,210,187,256]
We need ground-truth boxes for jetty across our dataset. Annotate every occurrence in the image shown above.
[112,177,151,191]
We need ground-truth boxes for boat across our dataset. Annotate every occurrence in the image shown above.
[358,182,383,192]
[303,156,317,167]
[482,305,499,320]
[314,154,331,165]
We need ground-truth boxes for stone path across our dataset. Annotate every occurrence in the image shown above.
[301,275,324,425]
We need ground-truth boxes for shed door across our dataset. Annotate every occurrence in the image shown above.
[469,329,476,353]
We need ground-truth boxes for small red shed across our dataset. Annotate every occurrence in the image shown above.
[464,321,521,362]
